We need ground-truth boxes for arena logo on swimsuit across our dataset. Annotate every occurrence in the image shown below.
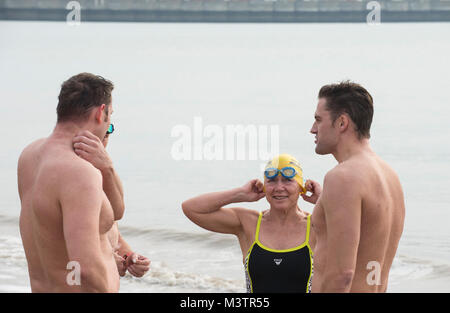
[171,117,279,162]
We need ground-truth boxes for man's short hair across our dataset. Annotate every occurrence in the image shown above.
[319,80,374,139]
[57,73,114,123]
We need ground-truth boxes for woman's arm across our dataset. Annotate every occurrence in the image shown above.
[181,179,265,235]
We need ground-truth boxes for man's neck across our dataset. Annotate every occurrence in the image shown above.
[51,122,87,143]
[332,137,373,163]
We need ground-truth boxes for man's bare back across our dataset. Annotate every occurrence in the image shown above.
[311,151,405,292]
[18,136,119,292]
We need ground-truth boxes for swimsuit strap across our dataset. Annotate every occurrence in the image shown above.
[255,212,263,242]
[305,214,311,245]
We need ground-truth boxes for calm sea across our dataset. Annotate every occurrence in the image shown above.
[0,21,449,292]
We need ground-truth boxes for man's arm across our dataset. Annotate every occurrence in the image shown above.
[320,168,362,292]
[115,231,133,257]
[73,130,125,220]
[60,164,113,292]
[115,232,151,278]
[100,165,125,220]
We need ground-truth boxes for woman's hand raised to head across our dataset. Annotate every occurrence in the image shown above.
[234,179,266,203]
[301,179,322,204]
[181,179,264,235]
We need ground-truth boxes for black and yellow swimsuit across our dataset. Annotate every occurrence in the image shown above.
[244,212,314,293]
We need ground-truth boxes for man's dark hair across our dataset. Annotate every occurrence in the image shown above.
[57,73,114,123]
[318,80,374,140]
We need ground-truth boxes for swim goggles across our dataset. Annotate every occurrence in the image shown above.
[107,123,115,135]
[264,167,297,179]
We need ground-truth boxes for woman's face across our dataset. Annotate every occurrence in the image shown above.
[264,174,300,211]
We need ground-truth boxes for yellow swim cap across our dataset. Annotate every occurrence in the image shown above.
[264,154,306,194]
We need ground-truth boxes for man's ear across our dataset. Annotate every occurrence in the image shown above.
[338,114,350,133]
[94,104,106,123]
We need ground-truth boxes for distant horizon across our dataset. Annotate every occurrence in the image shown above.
[1,8,450,23]
[1,0,450,23]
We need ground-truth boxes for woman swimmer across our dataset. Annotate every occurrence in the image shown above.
[182,154,318,293]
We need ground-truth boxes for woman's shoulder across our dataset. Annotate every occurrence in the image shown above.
[230,208,261,233]
[232,207,261,221]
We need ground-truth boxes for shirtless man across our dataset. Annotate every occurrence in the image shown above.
[302,81,405,292]
[18,73,122,292]
[73,130,151,278]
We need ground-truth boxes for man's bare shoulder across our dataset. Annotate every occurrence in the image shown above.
[336,154,402,190]
[55,157,104,215]
[57,156,102,188]
[20,137,101,180]
[321,164,363,214]
[376,156,401,182]
[22,138,46,150]
[324,163,362,187]
[18,138,46,165]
